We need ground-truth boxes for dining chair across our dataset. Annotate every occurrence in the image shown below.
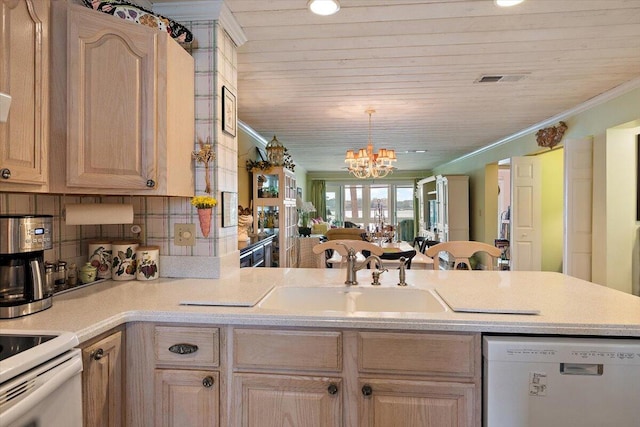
[312,240,384,268]
[424,241,502,270]
[362,249,417,269]
[412,237,440,254]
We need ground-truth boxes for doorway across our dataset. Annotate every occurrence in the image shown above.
[487,148,564,272]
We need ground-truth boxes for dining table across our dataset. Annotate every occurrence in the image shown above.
[325,241,434,270]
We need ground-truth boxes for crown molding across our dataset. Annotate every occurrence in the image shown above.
[152,1,247,46]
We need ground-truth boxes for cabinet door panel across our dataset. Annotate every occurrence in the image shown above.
[155,369,219,427]
[67,5,156,189]
[233,373,342,427]
[81,331,123,427]
[0,0,48,189]
[358,378,476,427]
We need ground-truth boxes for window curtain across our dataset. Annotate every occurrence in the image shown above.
[310,180,326,220]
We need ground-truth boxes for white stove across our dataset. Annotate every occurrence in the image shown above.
[0,330,82,427]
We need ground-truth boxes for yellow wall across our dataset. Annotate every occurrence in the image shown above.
[540,148,564,272]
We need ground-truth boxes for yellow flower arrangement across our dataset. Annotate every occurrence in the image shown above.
[191,195,218,209]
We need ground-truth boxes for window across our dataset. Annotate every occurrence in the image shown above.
[325,182,415,230]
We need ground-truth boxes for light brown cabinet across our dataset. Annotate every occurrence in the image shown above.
[355,331,479,426]
[50,3,194,195]
[155,369,219,427]
[231,328,343,426]
[127,324,480,426]
[127,323,223,426]
[81,328,124,427]
[230,328,480,427]
[0,0,49,191]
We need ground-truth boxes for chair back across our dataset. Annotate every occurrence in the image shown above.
[412,237,440,253]
[363,249,417,269]
[313,240,384,269]
[424,241,502,270]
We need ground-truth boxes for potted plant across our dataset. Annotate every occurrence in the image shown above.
[297,201,315,237]
[191,195,218,237]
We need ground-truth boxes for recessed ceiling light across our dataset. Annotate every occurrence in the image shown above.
[308,0,340,16]
[495,0,525,7]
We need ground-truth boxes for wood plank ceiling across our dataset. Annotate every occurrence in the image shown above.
[194,0,640,173]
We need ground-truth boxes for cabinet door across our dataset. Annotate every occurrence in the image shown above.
[233,373,342,427]
[66,5,157,190]
[358,378,476,427]
[82,331,124,427]
[0,0,48,190]
[155,370,219,427]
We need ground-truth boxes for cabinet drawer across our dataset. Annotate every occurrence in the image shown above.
[234,329,342,372]
[155,326,219,367]
[358,332,478,378]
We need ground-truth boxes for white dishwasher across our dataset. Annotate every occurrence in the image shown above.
[483,336,640,427]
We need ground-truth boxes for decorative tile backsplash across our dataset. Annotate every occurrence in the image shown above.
[0,20,240,276]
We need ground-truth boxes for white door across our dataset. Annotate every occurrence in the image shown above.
[563,137,593,280]
[510,156,542,271]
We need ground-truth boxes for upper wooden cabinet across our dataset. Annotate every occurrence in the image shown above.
[0,0,49,191]
[50,3,194,195]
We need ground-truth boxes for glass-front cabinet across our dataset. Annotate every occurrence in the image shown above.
[252,167,297,267]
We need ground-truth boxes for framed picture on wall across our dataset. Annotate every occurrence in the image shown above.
[222,191,238,227]
[222,86,236,137]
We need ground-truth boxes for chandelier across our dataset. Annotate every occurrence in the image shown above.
[345,109,397,179]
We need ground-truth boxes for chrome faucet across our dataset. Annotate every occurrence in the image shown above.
[340,244,384,286]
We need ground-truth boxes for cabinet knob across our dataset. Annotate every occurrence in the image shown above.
[146,179,156,188]
[202,376,214,388]
[1,168,10,179]
[168,343,199,355]
[327,383,339,395]
[91,348,104,360]
[361,384,373,396]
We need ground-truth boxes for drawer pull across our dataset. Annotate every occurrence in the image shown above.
[361,384,373,396]
[168,343,199,355]
[146,179,156,188]
[91,348,104,361]
[202,376,214,388]
[327,383,338,395]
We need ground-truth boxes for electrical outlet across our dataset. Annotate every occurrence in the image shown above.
[175,223,196,246]
[130,224,145,241]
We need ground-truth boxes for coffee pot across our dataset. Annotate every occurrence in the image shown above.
[0,215,53,318]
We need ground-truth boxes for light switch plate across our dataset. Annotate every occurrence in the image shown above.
[175,223,196,246]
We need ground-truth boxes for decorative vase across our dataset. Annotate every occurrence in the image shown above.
[198,208,212,237]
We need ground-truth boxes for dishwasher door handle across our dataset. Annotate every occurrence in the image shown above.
[560,362,603,376]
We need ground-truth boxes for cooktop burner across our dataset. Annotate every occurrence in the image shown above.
[0,334,56,361]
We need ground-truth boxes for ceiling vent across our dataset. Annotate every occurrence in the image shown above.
[475,74,527,83]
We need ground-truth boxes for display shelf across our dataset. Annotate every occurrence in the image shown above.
[252,167,297,267]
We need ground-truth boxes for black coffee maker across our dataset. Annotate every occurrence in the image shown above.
[0,214,53,318]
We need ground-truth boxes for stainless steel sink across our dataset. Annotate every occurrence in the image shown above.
[257,286,448,313]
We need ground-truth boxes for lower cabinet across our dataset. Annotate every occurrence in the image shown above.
[81,328,124,427]
[358,378,476,427]
[230,328,480,427]
[126,324,480,426]
[233,373,342,426]
[155,369,219,427]
[126,323,222,426]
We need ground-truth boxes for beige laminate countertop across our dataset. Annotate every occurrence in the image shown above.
[1,268,639,343]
